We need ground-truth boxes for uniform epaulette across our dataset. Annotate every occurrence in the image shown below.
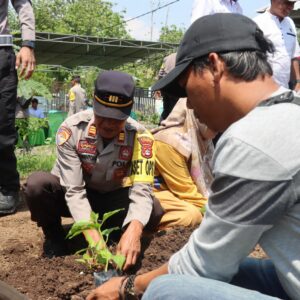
[125,117,146,132]
[65,110,93,127]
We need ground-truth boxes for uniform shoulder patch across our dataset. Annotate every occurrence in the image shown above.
[56,126,72,146]
[137,135,154,159]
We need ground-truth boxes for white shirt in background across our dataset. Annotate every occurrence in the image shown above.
[254,11,300,88]
[191,0,243,23]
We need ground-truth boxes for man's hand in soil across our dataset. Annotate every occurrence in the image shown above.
[117,220,143,270]
[16,47,36,80]
[86,276,124,300]
[86,264,169,300]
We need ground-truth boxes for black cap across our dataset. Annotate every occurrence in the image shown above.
[152,13,264,97]
[94,70,135,120]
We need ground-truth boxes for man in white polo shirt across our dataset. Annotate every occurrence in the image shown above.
[191,0,243,23]
[254,0,300,90]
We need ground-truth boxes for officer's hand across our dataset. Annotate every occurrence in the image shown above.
[16,46,36,80]
[117,220,143,271]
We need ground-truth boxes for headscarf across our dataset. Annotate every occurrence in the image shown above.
[151,98,214,197]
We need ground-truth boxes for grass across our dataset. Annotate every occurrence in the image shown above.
[16,145,56,179]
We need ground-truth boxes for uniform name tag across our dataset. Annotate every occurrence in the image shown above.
[77,140,97,155]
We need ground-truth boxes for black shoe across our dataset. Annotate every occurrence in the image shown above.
[42,238,70,258]
[0,188,19,215]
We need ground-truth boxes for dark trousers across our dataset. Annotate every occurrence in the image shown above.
[24,171,163,239]
[0,47,19,190]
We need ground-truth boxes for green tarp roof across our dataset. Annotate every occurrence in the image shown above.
[14,32,178,69]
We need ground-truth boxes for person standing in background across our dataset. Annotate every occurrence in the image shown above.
[0,0,36,215]
[191,0,243,23]
[67,75,87,116]
[254,0,300,90]
[156,53,179,124]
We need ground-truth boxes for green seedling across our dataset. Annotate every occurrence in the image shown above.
[67,209,126,272]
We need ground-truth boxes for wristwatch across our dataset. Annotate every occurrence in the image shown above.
[123,275,139,300]
[22,40,35,49]
[295,79,300,83]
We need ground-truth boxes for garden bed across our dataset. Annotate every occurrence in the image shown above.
[0,198,266,300]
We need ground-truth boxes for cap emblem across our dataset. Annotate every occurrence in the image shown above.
[95,94,133,108]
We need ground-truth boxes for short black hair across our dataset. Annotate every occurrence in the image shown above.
[193,28,275,81]
[72,75,81,83]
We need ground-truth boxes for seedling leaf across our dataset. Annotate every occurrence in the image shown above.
[112,254,126,270]
[67,210,126,272]
[102,227,120,242]
[101,209,124,226]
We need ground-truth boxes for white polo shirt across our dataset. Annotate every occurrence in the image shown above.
[191,0,243,24]
[254,11,300,88]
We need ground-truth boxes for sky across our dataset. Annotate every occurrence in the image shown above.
[112,0,270,41]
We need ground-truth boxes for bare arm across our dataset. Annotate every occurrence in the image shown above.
[13,0,36,79]
[291,59,300,92]
[134,263,169,295]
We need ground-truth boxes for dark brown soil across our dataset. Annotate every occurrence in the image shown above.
[0,197,267,300]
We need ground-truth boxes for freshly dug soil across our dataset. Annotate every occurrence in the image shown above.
[0,198,267,300]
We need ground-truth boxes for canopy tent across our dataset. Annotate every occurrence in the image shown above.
[14,32,178,69]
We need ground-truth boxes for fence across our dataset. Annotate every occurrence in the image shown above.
[133,88,156,115]
[45,88,156,116]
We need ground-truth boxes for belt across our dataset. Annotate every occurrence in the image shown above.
[0,35,13,46]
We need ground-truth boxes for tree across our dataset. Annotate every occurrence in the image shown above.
[159,24,185,44]
[9,0,130,39]
[118,24,185,88]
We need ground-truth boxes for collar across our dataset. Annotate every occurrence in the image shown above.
[267,10,287,23]
[258,88,300,107]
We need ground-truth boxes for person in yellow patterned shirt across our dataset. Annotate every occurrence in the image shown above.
[152,98,215,228]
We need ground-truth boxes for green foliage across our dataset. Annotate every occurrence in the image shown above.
[67,210,126,271]
[18,78,52,100]
[70,67,101,100]
[16,118,49,146]
[9,1,185,91]
[159,25,185,43]
[16,145,56,179]
[120,24,183,87]
[135,111,160,125]
[31,0,129,38]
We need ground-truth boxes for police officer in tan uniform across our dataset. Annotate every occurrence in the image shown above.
[25,70,163,270]
[67,75,87,116]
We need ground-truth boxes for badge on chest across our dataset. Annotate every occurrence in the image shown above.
[77,140,97,155]
[119,146,133,160]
